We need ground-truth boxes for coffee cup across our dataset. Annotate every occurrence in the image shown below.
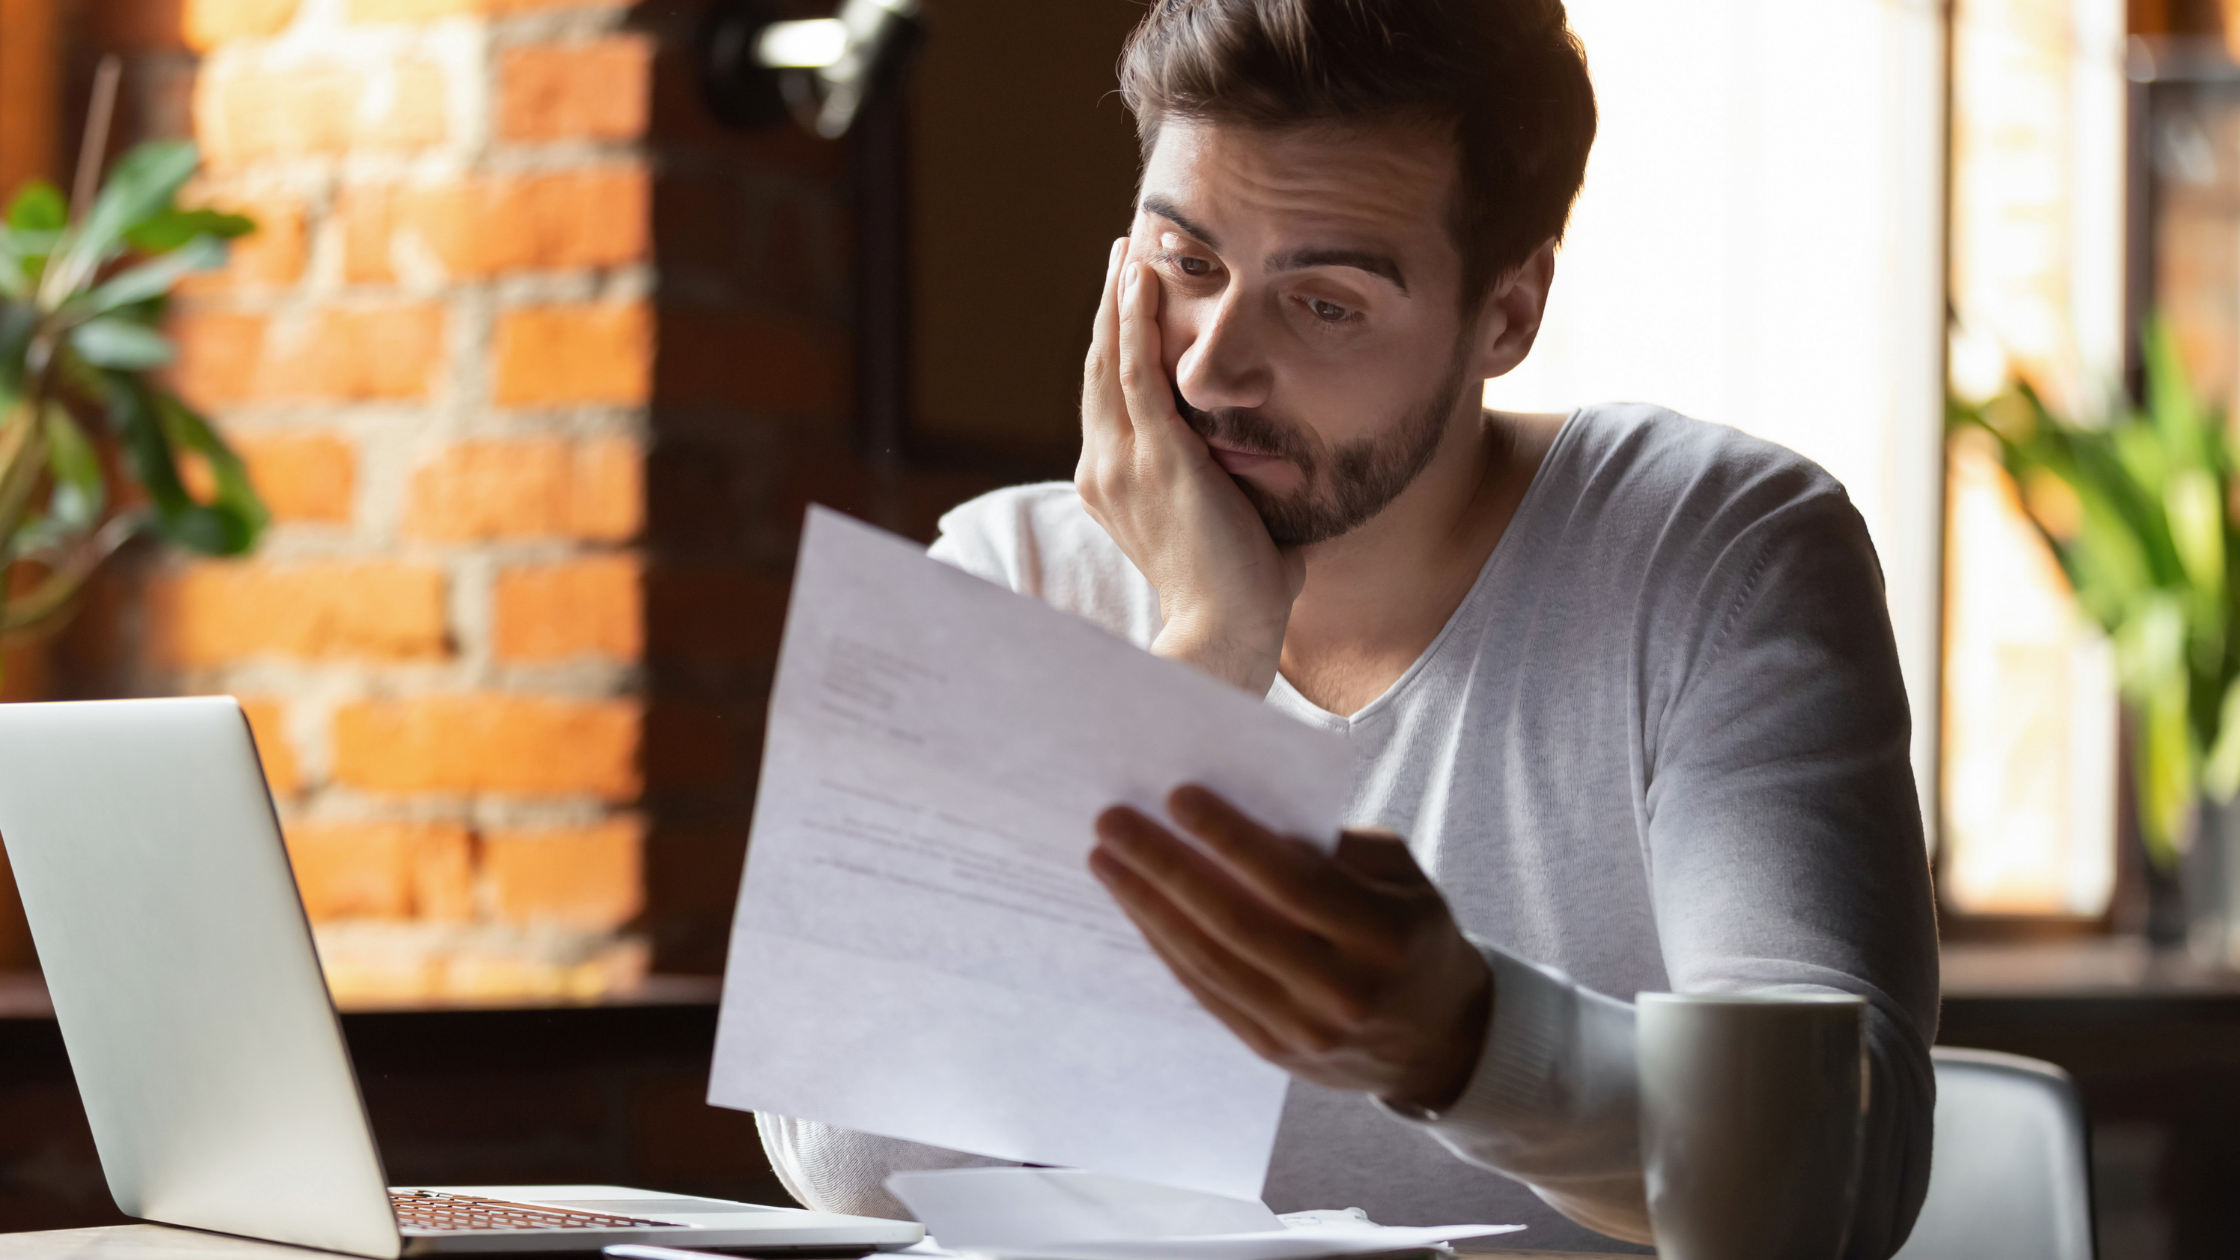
[1636,992,1867,1260]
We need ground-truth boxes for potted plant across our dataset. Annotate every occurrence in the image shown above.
[2,132,271,972]
[1,138,268,684]
[1949,323,2240,963]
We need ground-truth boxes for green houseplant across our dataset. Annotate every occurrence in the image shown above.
[1950,324,2240,954]
[0,140,268,683]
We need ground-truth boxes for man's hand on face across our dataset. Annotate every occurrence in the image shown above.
[1076,238,1305,697]
[1090,785,1494,1113]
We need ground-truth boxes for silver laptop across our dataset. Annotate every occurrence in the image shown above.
[0,696,923,1258]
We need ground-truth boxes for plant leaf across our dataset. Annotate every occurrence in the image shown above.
[0,400,51,547]
[2167,467,2225,599]
[154,390,266,552]
[2204,676,2240,803]
[2144,318,2211,471]
[2141,667,2198,865]
[0,229,60,300]
[70,317,176,369]
[0,245,27,300]
[42,403,104,532]
[70,236,226,320]
[78,142,201,254]
[41,142,201,300]
[0,304,32,393]
[107,375,265,556]
[0,516,139,639]
[125,208,255,255]
[5,181,67,233]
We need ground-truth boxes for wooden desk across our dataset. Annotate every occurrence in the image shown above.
[13,943,2227,1254]
[0,1225,1631,1260]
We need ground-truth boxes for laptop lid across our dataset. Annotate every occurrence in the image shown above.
[0,697,404,1259]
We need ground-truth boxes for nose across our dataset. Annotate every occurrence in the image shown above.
[1171,282,1273,413]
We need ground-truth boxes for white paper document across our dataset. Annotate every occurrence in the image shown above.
[709,508,1356,1200]
[885,1168,1523,1260]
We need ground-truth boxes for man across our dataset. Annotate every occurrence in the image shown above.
[760,1,1938,1254]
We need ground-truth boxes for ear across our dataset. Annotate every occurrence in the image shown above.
[1465,238,1557,382]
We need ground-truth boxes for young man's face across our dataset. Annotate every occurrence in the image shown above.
[1131,118,1484,547]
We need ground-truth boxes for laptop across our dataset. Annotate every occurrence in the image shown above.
[0,696,925,1258]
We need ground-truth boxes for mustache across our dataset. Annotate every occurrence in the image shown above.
[1171,387,1317,471]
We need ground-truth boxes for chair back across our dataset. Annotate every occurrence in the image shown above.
[1891,1047,2094,1260]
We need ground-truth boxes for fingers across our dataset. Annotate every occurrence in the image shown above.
[1115,261,1192,451]
[1083,238,1130,431]
[1166,786,1404,952]
[1334,827,1433,887]
[1079,238,1133,500]
[1093,806,1372,1024]
[1089,840,1340,1057]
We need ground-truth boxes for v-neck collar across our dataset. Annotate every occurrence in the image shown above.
[1266,408,1582,731]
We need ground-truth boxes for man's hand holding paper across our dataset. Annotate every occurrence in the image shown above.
[1091,791,1493,1114]
[709,508,1354,1201]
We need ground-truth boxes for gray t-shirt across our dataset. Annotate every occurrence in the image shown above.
[757,404,1939,1257]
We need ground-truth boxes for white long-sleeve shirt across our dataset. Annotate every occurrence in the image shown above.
[756,404,1939,1257]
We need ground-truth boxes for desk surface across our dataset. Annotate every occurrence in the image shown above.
[1939,937,2240,997]
[0,1226,1630,1260]
[1,938,2231,1021]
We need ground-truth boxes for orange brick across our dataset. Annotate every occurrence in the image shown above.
[196,60,446,167]
[570,437,644,539]
[482,818,644,929]
[407,437,641,542]
[230,431,355,523]
[180,193,308,292]
[169,307,441,405]
[184,0,300,49]
[493,302,652,408]
[656,310,846,417]
[236,697,303,798]
[497,39,651,144]
[331,694,642,799]
[493,555,644,663]
[341,169,649,284]
[169,310,268,409]
[283,820,474,921]
[150,561,448,665]
[264,305,446,401]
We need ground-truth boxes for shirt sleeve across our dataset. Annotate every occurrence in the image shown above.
[1382,490,1940,1259]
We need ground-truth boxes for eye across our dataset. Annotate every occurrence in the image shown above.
[1307,297,1351,322]
[1178,256,1212,277]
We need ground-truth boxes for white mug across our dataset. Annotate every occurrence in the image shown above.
[1636,992,1867,1260]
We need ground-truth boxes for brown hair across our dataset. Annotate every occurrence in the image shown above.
[1118,0,1596,312]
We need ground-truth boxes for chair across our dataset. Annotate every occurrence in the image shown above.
[1891,1047,2095,1260]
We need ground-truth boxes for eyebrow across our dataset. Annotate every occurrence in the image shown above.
[1267,247,1408,295]
[1137,195,1410,296]
[1139,196,1220,251]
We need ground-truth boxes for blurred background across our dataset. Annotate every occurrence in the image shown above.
[2,0,2238,1256]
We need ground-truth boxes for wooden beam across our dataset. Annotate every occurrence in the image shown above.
[0,0,63,201]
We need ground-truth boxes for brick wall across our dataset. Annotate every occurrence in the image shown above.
[11,0,1032,994]
[38,0,898,995]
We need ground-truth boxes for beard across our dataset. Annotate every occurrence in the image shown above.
[1174,350,1471,548]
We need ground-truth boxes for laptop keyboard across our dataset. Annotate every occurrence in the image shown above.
[391,1190,686,1232]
